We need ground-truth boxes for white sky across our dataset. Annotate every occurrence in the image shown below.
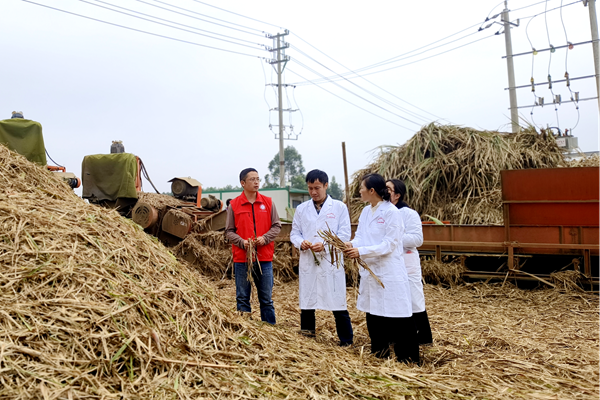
[1,0,598,195]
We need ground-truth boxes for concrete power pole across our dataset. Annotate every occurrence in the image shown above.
[587,0,600,113]
[267,30,290,187]
[502,1,520,133]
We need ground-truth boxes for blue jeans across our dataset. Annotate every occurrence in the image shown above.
[234,261,276,324]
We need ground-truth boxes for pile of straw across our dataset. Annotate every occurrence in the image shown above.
[137,191,182,211]
[348,123,565,224]
[174,231,232,278]
[550,270,585,292]
[421,257,467,286]
[568,153,600,168]
[0,145,434,398]
[272,241,298,282]
[175,232,299,282]
[217,278,599,400]
[2,144,597,399]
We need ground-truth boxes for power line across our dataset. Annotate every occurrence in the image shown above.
[291,34,449,122]
[293,33,497,87]
[91,0,265,46]
[290,0,580,87]
[80,0,265,50]
[292,57,422,126]
[186,0,283,30]
[135,0,266,37]
[286,68,415,131]
[21,0,266,59]
[291,44,432,124]
[291,25,483,86]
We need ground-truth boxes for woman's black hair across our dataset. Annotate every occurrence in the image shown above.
[362,173,390,201]
[387,179,409,209]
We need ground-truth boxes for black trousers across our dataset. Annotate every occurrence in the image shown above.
[301,309,354,345]
[365,312,419,364]
[413,310,433,345]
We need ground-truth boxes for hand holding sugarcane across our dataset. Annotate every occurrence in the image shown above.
[300,240,321,266]
[317,225,385,289]
[246,237,262,282]
[343,243,360,259]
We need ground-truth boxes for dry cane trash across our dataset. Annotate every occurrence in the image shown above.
[0,144,597,400]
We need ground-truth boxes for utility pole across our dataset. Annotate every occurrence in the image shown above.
[267,30,290,187]
[502,1,520,133]
[276,36,285,188]
[586,0,600,113]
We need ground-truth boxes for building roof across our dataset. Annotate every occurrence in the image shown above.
[202,186,309,195]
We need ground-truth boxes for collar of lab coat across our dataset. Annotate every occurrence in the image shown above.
[311,195,332,217]
[366,200,392,225]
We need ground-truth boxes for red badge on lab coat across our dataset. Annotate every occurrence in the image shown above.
[376,217,385,224]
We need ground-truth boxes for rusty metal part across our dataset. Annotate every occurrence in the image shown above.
[501,167,599,227]
[132,202,159,229]
[169,177,201,197]
[200,195,222,211]
[161,209,193,239]
[197,210,227,233]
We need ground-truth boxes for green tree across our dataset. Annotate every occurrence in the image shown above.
[203,184,242,192]
[263,146,306,189]
[327,176,344,200]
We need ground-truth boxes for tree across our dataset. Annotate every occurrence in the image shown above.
[203,184,242,192]
[327,176,344,200]
[263,146,306,189]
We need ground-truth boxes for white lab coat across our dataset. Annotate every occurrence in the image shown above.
[351,201,412,318]
[399,207,426,313]
[290,196,351,311]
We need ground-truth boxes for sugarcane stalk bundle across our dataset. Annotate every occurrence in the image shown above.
[348,123,566,224]
[317,226,385,289]
[246,237,261,282]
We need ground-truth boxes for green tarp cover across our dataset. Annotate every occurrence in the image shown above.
[82,153,138,201]
[0,119,47,165]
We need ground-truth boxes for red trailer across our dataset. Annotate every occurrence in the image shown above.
[420,167,599,281]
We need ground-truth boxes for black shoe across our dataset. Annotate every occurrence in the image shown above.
[339,341,353,347]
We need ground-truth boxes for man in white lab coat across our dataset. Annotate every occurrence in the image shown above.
[290,169,353,346]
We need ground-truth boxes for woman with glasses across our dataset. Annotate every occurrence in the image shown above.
[344,173,419,364]
[386,179,432,345]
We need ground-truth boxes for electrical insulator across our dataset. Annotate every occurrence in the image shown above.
[547,75,552,90]
[564,72,570,87]
[554,94,561,104]
[574,92,579,102]
[550,45,555,53]
[532,48,538,55]
[539,97,544,106]
[530,77,535,92]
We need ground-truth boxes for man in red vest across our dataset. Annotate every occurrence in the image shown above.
[225,168,281,324]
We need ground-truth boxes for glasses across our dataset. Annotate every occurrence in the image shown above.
[245,177,261,183]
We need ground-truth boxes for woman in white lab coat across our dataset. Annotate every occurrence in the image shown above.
[387,179,433,345]
[344,173,419,363]
[290,169,353,346]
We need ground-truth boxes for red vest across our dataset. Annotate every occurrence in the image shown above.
[230,191,275,263]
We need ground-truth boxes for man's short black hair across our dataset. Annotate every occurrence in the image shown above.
[239,168,257,182]
[306,169,328,184]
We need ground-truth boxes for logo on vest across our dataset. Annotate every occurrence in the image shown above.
[260,204,266,210]
[326,213,335,219]
[376,217,385,224]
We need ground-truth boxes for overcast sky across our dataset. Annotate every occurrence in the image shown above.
[1,0,598,195]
